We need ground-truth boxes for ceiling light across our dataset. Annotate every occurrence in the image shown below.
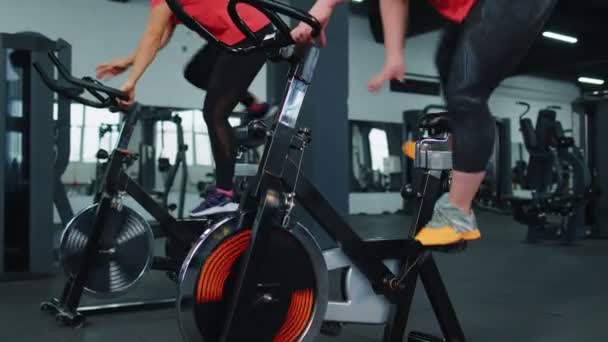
[542,31,578,44]
[578,77,605,85]
[352,0,364,2]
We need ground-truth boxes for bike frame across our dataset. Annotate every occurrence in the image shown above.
[218,45,466,342]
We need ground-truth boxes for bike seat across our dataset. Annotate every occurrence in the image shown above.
[419,112,452,134]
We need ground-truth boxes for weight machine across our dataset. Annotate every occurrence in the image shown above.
[0,32,73,275]
[137,106,188,219]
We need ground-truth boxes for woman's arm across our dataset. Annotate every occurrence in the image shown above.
[380,0,410,63]
[125,2,173,87]
[160,23,176,49]
[367,0,409,91]
[291,0,344,46]
[117,2,173,107]
[97,20,174,80]
[121,21,174,66]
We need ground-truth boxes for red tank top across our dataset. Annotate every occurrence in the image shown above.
[426,0,476,23]
[151,0,269,45]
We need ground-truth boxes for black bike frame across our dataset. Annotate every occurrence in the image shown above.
[50,103,203,318]
[218,45,466,342]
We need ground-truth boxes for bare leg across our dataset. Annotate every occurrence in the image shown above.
[448,171,485,215]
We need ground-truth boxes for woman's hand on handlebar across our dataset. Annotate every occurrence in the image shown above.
[117,80,136,109]
[96,55,133,80]
[291,0,336,46]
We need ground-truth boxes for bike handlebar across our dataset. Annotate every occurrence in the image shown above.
[165,0,320,55]
[33,52,128,109]
[516,101,531,120]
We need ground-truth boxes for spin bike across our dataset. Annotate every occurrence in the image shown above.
[167,0,468,341]
[33,53,208,326]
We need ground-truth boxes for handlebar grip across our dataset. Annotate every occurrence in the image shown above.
[230,0,321,39]
[166,0,258,54]
[227,0,260,44]
[228,1,293,46]
[32,62,82,95]
[167,0,320,55]
[47,53,127,100]
[517,101,531,119]
[34,52,128,109]
[257,0,321,37]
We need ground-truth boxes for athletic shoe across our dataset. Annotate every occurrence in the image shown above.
[246,102,270,119]
[415,193,481,246]
[189,187,238,218]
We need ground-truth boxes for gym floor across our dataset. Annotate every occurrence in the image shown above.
[1,211,607,342]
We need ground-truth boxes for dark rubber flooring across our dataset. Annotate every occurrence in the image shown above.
[1,211,608,341]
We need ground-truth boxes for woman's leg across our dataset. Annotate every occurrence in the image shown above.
[416,0,558,245]
[189,41,267,217]
[184,44,267,112]
[183,44,217,90]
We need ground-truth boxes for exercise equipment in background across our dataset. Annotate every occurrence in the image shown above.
[34,53,202,326]
[138,106,188,219]
[350,120,404,193]
[401,105,445,213]
[34,51,280,327]
[0,32,73,275]
[90,123,120,196]
[509,102,592,244]
[572,92,608,238]
[475,118,513,214]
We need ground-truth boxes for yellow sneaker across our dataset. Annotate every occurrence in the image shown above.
[415,193,481,246]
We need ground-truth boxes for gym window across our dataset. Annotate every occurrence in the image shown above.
[152,109,242,167]
[155,110,195,165]
[59,106,244,165]
[69,104,84,162]
[369,128,389,173]
[53,102,85,162]
[82,107,121,163]
[193,110,213,166]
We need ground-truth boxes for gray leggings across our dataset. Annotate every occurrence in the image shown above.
[436,0,558,172]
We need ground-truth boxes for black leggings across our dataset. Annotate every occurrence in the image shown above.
[436,0,557,172]
[183,28,270,189]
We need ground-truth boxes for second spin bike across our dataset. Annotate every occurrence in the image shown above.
[32,20,292,327]
[34,55,237,325]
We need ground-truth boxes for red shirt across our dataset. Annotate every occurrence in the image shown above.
[151,0,269,45]
[426,0,476,23]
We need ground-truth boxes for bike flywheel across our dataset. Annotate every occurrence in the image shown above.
[59,204,154,296]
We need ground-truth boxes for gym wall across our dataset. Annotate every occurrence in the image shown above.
[0,0,267,109]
